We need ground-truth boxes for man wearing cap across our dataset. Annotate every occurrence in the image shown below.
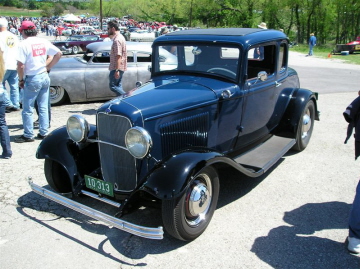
[14,20,62,143]
[107,20,127,96]
[0,17,20,112]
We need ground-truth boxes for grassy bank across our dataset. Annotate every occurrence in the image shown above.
[290,44,360,65]
[0,6,43,17]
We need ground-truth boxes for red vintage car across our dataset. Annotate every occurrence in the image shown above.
[53,35,103,54]
[333,36,360,54]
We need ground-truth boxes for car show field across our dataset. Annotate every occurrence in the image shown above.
[1,32,360,268]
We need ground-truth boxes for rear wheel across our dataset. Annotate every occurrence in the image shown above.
[162,166,219,241]
[293,100,315,151]
[71,46,78,54]
[44,159,72,193]
[50,86,68,105]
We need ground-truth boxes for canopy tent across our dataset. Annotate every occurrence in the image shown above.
[62,14,81,22]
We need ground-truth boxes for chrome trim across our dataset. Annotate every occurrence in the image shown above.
[28,179,164,240]
[125,126,153,159]
[87,138,128,151]
[80,190,122,207]
[66,115,90,143]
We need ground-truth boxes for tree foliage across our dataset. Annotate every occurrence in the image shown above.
[3,0,360,44]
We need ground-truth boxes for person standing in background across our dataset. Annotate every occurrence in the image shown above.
[14,21,61,143]
[0,17,20,112]
[107,20,127,96]
[0,42,12,158]
[307,33,317,56]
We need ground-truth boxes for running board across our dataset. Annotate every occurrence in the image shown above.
[234,136,295,174]
[28,178,164,240]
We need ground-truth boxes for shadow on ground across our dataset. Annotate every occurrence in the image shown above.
[251,201,360,269]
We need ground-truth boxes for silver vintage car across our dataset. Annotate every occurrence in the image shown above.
[49,41,177,105]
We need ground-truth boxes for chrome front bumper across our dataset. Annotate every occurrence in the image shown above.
[28,179,164,240]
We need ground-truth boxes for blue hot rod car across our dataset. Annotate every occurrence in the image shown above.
[29,28,319,241]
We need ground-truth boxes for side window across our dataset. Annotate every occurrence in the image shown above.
[92,51,110,63]
[278,42,287,73]
[136,52,151,62]
[247,44,276,80]
[127,51,134,62]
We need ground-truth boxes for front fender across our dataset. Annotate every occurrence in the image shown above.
[140,150,223,200]
[36,125,97,186]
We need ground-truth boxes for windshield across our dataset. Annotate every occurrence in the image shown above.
[154,43,240,81]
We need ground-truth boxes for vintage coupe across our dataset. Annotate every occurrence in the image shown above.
[49,41,177,105]
[30,28,319,241]
[53,35,103,55]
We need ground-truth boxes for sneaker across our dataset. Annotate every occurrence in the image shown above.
[348,237,360,254]
[36,133,47,140]
[14,135,34,143]
[1,154,12,159]
[5,106,20,113]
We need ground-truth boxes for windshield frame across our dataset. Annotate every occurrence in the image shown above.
[152,41,242,82]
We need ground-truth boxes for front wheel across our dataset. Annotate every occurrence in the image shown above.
[44,159,72,193]
[162,166,219,241]
[292,100,315,151]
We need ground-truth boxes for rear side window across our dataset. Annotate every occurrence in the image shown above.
[247,44,276,80]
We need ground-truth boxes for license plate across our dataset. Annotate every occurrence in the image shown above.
[85,175,114,197]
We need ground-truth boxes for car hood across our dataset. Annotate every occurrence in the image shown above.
[98,75,237,123]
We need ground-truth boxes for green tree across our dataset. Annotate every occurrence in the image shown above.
[53,3,64,16]
[41,4,53,18]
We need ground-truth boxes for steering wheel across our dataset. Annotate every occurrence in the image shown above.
[207,67,236,78]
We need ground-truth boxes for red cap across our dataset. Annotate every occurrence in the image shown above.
[19,21,36,31]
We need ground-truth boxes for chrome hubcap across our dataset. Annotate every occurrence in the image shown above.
[186,173,212,226]
[301,111,312,139]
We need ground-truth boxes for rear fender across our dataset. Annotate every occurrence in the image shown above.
[275,88,318,137]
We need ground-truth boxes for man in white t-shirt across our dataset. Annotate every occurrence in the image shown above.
[14,20,62,143]
[0,17,20,112]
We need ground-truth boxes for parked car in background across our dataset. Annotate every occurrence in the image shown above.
[49,41,177,105]
[31,28,319,241]
[130,30,156,42]
[53,35,103,55]
[332,36,360,54]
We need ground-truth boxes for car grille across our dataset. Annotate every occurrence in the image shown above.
[97,113,137,192]
[160,112,209,157]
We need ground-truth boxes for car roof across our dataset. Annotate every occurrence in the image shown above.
[86,41,153,52]
[154,28,287,46]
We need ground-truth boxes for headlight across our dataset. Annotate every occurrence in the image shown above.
[66,115,89,143]
[125,127,152,159]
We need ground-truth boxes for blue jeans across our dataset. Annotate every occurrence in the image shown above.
[109,70,125,96]
[308,44,314,56]
[0,97,12,157]
[349,180,360,239]
[2,69,19,108]
[22,72,50,138]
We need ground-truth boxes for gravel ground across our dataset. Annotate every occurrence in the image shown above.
[1,40,360,268]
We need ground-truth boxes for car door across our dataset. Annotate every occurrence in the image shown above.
[84,50,138,100]
[235,42,284,148]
